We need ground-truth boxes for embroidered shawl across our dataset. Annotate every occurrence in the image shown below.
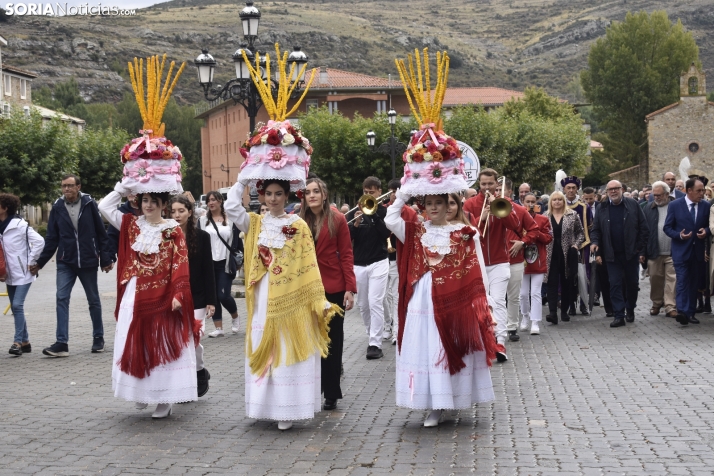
[244,213,342,376]
[397,221,497,374]
[115,213,197,379]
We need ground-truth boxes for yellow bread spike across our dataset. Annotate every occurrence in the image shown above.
[395,48,450,128]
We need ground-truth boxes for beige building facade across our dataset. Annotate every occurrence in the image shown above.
[646,63,714,184]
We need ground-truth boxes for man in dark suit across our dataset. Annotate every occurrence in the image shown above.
[590,180,649,328]
[663,178,711,325]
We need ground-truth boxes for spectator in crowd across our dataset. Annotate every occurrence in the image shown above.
[641,185,652,204]
[643,181,677,318]
[198,191,243,337]
[562,176,591,316]
[664,178,711,325]
[0,193,45,356]
[347,176,391,360]
[675,180,685,193]
[591,180,649,328]
[259,204,269,215]
[705,187,713,202]
[544,191,584,325]
[581,188,597,211]
[300,177,356,411]
[465,188,478,200]
[519,193,552,335]
[515,183,531,206]
[340,203,350,215]
[33,174,114,357]
[539,195,550,214]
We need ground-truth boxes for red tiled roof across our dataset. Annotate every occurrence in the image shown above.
[590,140,603,149]
[308,68,396,89]
[645,101,680,120]
[1,64,37,79]
[441,87,524,107]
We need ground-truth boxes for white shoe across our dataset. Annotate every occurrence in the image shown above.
[278,421,293,430]
[135,402,148,410]
[391,335,397,346]
[383,332,392,341]
[231,318,240,333]
[152,403,172,419]
[207,329,224,338]
[519,319,530,332]
[423,410,443,427]
[530,321,540,335]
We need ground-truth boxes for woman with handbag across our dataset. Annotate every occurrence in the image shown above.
[199,190,242,337]
[0,193,45,356]
[544,191,584,325]
[299,177,356,411]
[170,195,216,397]
[519,193,553,335]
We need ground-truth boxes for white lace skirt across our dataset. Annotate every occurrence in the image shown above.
[112,277,198,404]
[396,272,495,410]
[245,274,321,421]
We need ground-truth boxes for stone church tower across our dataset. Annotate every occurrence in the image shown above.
[645,63,713,184]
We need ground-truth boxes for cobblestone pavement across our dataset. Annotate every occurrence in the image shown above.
[2,259,714,475]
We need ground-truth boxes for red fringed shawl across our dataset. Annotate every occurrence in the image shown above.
[396,221,497,374]
[115,213,198,379]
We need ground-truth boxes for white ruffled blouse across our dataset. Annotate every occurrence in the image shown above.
[130,216,179,255]
[420,221,465,256]
[257,213,300,250]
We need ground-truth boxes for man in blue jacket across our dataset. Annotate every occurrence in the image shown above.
[663,177,711,325]
[32,174,114,356]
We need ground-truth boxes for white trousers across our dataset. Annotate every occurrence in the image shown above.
[520,273,544,322]
[354,258,389,348]
[507,262,525,331]
[383,259,399,337]
[485,263,510,345]
[194,308,206,371]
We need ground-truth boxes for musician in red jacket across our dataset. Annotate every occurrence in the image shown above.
[519,193,553,335]
[463,168,520,362]
[300,177,357,412]
[497,179,539,342]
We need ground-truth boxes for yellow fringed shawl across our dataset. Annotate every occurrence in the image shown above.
[244,213,342,375]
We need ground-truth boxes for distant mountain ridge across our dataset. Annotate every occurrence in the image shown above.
[0,0,712,107]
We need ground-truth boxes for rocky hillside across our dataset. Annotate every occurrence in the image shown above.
[0,0,712,106]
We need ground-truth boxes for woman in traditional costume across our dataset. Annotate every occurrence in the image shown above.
[99,55,199,419]
[224,45,341,430]
[385,49,497,427]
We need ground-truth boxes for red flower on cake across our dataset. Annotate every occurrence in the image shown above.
[412,151,424,163]
[431,151,443,162]
[266,129,281,146]
[239,148,249,159]
[427,142,438,154]
[150,149,164,160]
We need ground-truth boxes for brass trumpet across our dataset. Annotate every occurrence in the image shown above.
[346,192,391,225]
[480,176,513,236]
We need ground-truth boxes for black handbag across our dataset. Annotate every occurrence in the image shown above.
[207,217,243,278]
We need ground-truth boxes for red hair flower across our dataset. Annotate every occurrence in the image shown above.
[296,190,304,200]
[256,180,265,195]
[459,226,476,241]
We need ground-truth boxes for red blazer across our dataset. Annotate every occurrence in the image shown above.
[463,192,520,266]
[507,200,540,265]
[524,213,553,275]
[315,210,357,294]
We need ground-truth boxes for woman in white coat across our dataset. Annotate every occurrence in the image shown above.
[0,193,45,356]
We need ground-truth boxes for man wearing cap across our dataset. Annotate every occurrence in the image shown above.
[562,175,592,316]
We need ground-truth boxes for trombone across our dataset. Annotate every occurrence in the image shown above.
[479,176,513,236]
[346,192,391,225]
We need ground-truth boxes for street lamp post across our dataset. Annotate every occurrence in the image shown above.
[220,164,230,185]
[194,1,309,211]
[366,109,407,180]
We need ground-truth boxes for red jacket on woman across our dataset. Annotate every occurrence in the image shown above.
[524,213,553,275]
[315,209,357,294]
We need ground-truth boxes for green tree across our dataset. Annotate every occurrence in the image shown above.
[445,88,589,192]
[0,110,78,205]
[163,99,204,197]
[75,127,131,199]
[84,103,118,130]
[580,10,699,168]
[298,106,415,200]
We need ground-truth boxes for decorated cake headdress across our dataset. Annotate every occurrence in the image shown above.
[237,44,316,192]
[119,54,186,195]
[395,48,468,196]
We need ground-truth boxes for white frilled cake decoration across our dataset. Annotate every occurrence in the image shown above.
[237,44,316,192]
[395,48,469,197]
[119,54,187,195]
